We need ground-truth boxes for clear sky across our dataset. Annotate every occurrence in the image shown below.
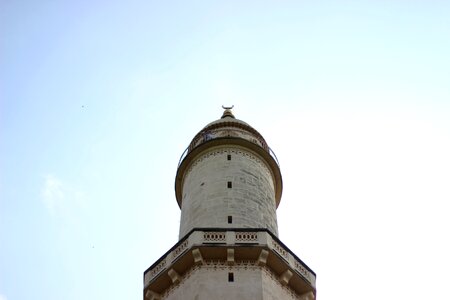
[1,1,450,299]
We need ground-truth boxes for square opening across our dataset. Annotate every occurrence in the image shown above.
[228,272,234,282]
[227,181,232,188]
[228,216,232,224]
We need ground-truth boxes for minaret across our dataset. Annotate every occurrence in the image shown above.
[144,108,316,300]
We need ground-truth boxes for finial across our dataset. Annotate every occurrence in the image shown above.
[221,105,235,119]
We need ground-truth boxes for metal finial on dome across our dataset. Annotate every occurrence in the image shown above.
[221,105,235,118]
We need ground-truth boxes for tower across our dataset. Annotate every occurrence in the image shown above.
[144,108,316,299]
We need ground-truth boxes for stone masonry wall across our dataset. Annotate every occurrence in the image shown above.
[179,146,278,239]
[162,263,300,300]
[164,264,263,300]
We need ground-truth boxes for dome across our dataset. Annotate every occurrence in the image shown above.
[187,108,270,153]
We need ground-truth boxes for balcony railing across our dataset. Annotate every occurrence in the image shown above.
[144,228,315,289]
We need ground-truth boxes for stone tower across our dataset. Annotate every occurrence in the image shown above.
[144,108,316,300]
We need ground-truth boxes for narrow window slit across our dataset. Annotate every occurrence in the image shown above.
[227,181,232,188]
[228,216,232,224]
[227,154,231,160]
[228,272,234,282]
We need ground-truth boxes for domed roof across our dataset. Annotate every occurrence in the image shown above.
[203,108,250,127]
[187,108,269,153]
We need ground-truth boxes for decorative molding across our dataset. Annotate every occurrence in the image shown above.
[168,268,180,284]
[145,290,160,300]
[192,249,204,265]
[189,123,269,152]
[279,269,293,286]
[235,231,258,243]
[203,232,226,243]
[161,260,304,300]
[144,229,316,293]
[227,248,235,265]
[261,267,303,299]
[272,240,289,260]
[184,147,272,180]
[300,291,315,300]
[171,239,188,261]
[147,259,166,282]
[295,261,311,282]
[258,249,269,266]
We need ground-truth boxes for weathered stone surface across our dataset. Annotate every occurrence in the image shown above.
[164,264,300,300]
[179,147,278,238]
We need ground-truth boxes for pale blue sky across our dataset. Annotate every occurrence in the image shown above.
[1,1,450,300]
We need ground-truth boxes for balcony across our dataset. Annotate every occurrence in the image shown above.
[144,228,316,299]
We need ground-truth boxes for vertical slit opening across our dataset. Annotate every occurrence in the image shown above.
[227,154,231,160]
[228,216,232,224]
[227,181,232,188]
[228,272,234,282]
